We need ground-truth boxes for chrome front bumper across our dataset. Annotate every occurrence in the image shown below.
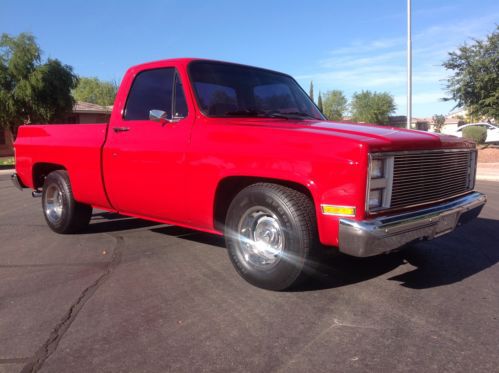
[339,192,486,257]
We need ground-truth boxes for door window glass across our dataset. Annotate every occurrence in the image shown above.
[124,68,174,120]
[174,73,188,118]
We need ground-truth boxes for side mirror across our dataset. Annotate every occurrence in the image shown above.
[149,109,169,123]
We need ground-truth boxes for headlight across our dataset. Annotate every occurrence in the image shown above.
[467,150,477,189]
[368,189,382,208]
[367,154,394,212]
[370,159,384,179]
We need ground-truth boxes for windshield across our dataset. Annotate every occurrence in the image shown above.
[188,61,324,120]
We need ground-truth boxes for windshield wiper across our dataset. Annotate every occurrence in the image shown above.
[266,113,291,120]
[279,112,319,119]
[225,110,262,116]
[225,110,289,120]
[224,110,318,120]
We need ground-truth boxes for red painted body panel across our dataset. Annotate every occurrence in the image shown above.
[15,124,111,209]
[102,60,197,224]
[14,58,476,247]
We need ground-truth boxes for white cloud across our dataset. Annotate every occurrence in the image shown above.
[296,11,498,117]
[394,92,445,106]
[323,37,404,56]
[319,50,405,69]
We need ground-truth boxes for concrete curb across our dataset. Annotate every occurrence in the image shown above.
[0,169,14,176]
[476,176,499,181]
[476,163,499,182]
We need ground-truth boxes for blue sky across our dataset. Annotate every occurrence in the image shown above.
[1,0,497,117]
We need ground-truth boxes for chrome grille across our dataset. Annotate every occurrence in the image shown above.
[390,150,473,209]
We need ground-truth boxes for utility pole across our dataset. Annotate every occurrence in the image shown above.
[407,0,412,129]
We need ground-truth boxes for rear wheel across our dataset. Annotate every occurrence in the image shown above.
[225,183,316,291]
[42,170,92,233]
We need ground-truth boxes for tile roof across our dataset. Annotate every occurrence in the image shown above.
[73,101,113,114]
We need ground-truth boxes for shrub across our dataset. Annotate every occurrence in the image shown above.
[462,126,487,144]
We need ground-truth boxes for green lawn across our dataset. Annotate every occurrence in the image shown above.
[0,157,15,166]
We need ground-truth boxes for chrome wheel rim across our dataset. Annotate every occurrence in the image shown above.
[237,206,285,270]
[45,184,64,223]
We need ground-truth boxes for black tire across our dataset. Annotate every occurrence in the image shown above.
[42,170,92,234]
[225,183,317,291]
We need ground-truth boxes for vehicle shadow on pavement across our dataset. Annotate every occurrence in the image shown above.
[150,226,227,247]
[83,212,163,234]
[86,212,226,246]
[84,213,499,292]
[387,217,499,289]
[296,217,499,291]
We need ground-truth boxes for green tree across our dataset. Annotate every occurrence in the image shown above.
[0,33,77,139]
[443,26,499,120]
[322,90,348,120]
[463,126,487,144]
[432,114,446,133]
[350,90,395,125]
[317,91,323,113]
[309,80,314,102]
[73,77,118,106]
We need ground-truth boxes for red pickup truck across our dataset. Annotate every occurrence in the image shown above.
[12,58,486,290]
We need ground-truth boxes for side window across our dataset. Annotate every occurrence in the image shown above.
[124,68,174,121]
[173,73,188,118]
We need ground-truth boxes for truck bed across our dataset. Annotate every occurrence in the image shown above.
[15,124,111,209]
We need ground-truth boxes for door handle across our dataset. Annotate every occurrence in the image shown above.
[113,127,130,133]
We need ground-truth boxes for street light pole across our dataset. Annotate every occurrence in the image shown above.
[407,0,412,129]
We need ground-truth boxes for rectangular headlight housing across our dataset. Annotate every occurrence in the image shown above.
[370,159,384,179]
[368,189,383,209]
[467,149,477,190]
[366,154,394,212]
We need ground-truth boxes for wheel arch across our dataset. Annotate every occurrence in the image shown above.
[213,176,317,232]
[32,162,67,189]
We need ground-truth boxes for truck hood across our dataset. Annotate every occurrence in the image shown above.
[215,118,475,151]
[303,120,475,151]
[230,118,471,151]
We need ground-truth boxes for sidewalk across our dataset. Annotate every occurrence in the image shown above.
[477,162,499,182]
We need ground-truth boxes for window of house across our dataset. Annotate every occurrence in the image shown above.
[66,115,79,124]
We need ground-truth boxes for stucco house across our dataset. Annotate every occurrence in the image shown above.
[0,102,112,156]
[63,101,112,124]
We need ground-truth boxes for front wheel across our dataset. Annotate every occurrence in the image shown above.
[225,183,317,291]
[42,170,92,234]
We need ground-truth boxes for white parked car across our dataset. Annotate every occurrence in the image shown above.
[451,123,499,143]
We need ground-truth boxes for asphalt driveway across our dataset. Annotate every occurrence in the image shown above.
[0,174,498,373]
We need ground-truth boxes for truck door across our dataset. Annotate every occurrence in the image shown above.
[102,67,192,223]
